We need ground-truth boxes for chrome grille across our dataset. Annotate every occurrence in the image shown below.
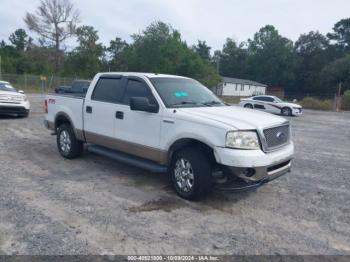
[263,124,290,150]
[0,94,22,104]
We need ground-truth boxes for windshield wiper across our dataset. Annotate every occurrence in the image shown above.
[202,100,222,106]
[170,101,199,107]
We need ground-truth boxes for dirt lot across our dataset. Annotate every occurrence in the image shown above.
[0,94,349,255]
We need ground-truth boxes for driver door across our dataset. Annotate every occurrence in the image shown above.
[113,77,162,162]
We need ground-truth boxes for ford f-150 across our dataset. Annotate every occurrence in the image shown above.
[44,72,294,200]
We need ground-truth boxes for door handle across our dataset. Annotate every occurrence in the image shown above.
[86,106,92,113]
[116,111,124,119]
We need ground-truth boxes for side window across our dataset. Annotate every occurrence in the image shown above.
[265,97,274,102]
[92,78,125,103]
[123,79,156,105]
[253,97,263,101]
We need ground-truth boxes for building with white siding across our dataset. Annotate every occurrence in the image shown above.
[215,77,267,97]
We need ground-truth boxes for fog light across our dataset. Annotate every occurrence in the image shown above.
[243,168,255,177]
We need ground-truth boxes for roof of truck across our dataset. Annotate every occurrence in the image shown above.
[99,72,190,79]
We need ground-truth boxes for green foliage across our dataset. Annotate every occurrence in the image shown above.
[63,25,105,78]
[300,97,333,110]
[218,38,249,79]
[193,40,211,61]
[121,22,221,87]
[327,18,350,52]
[321,54,350,93]
[293,31,331,94]
[341,90,350,110]
[247,25,297,88]
[9,29,32,51]
[2,16,350,97]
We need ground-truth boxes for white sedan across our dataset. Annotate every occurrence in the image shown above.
[239,95,302,116]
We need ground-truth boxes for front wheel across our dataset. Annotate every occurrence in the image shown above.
[244,103,253,109]
[281,107,292,116]
[57,124,83,159]
[170,148,213,200]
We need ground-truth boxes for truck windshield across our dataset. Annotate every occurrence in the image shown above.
[150,77,224,108]
[0,83,17,92]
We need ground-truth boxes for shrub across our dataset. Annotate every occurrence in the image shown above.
[342,90,350,111]
[300,97,333,111]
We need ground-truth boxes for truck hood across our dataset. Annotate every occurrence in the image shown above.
[178,105,288,130]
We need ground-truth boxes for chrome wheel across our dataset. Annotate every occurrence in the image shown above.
[174,158,194,193]
[59,130,71,153]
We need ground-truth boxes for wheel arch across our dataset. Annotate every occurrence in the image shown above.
[54,112,82,139]
[167,138,216,166]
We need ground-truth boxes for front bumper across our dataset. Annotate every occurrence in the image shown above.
[0,101,30,116]
[214,142,294,183]
[292,108,303,116]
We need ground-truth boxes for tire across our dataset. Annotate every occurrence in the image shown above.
[281,107,292,116]
[56,124,83,159]
[170,147,213,200]
[244,103,253,109]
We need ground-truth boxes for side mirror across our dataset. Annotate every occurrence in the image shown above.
[18,90,24,94]
[130,97,158,113]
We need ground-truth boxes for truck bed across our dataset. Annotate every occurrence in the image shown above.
[45,93,85,132]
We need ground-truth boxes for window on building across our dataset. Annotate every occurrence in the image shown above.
[240,84,244,91]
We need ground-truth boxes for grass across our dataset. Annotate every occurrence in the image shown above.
[299,97,333,111]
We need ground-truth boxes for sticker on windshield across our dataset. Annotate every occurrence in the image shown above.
[175,92,188,97]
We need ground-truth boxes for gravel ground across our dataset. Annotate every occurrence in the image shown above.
[0,94,349,255]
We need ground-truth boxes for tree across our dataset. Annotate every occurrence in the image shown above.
[247,25,297,88]
[193,40,211,61]
[107,37,129,71]
[327,18,350,52]
[321,54,350,93]
[218,38,249,79]
[124,21,221,87]
[294,31,331,94]
[63,25,105,78]
[9,29,32,51]
[24,0,80,71]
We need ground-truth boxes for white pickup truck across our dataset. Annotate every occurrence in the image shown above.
[44,72,294,200]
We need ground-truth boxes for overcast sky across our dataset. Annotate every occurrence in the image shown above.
[1,0,349,51]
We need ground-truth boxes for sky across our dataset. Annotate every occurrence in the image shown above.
[1,0,350,51]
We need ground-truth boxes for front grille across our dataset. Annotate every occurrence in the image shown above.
[263,124,290,150]
[0,95,23,104]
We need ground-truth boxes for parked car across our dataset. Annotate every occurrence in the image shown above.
[239,95,302,116]
[44,73,294,200]
[0,81,30,117]
[54,80,91,95]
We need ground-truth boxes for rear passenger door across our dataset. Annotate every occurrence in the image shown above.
[84,76,126,144]
[252,97,267,111]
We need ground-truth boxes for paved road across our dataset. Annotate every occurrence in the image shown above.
[0,95,349,255]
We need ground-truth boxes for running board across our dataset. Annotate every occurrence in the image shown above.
[87,145,167,173]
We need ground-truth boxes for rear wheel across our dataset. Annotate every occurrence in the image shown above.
[281,107,292,116]
[170,148,212,200]
[57,124,83,159]
[244,103,253,109]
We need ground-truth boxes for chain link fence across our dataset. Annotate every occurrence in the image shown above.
[0,73,77,93]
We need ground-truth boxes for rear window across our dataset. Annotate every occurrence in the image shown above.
[92,78,125,103]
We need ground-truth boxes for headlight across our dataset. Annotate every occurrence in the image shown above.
[226,131,260,150]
